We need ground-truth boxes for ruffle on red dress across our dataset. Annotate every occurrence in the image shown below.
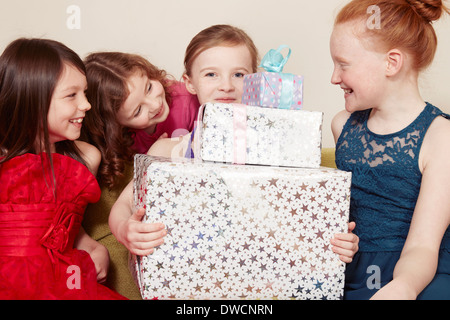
[0,153,125,300]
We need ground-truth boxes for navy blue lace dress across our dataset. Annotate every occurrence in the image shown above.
[336,103,450,300]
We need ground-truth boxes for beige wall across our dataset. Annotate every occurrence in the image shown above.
[1,0,449,147]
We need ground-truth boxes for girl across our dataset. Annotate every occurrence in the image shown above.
[0,38,124,299]
[110,24,358,264]
[81,52,199,190]
[108,24,259,256]
[330,0,450,299]
[148,24,259,159]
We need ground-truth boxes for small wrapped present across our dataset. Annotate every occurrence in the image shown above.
[197,103,322,167]
[131,154,351,300]
[242,45,303,109]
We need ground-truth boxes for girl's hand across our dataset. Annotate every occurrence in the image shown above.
[73,227,111,283]
[88,243,110,283]
[117,207,167,256]
[330,221,359,263]
[145,133,169,154]
[157,132,169,140]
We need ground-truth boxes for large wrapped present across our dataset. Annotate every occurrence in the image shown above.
[242,45,303,109]
[197,103,323,167]
[131,154,351,300]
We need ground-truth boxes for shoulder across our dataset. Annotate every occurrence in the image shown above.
[75,140,101,176]
[412,115,450,243]
[423,114,450,151]
[420,114,450,173]
[168,81,189,96]
[169,81,199,105]
[331,110,351,143]
[147,134,190,159]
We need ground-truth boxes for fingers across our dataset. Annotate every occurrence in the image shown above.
[331,231,359,263]
[128,223,167,242]
[333,231,359,245]
[130,207,146,222]
[347,221,356,232]
[125,219,167,256]
[331,244,355,263]
[335,252,353,264]
[158,132,169,140]
[97,269,108,283]
[130,237,166,256]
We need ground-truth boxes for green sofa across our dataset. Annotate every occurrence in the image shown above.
[82,148,337,300]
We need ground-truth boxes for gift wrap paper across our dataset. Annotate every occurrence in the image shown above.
[131,155,351,300]
[198,103,323,168]
[242,72,303,109]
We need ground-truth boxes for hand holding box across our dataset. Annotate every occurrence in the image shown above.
[131,155,351,300]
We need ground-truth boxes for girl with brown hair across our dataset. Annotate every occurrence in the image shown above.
[0,38,124,299]
[81,52,200,189]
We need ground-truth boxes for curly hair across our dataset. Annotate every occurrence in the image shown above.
[81,52,172,189]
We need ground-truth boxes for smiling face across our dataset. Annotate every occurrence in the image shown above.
[183,45,253,105]
[46,63,91,145]
[115,71,169,134]
[330,21,389,112]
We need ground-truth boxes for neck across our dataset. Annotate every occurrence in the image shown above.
[144,124,157,135]
[368,73,426,135]
[34,139,56,154]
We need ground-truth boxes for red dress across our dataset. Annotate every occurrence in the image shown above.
[0,153,125,299]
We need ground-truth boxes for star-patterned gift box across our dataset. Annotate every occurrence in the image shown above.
[197,103,323,167]
[131,154,351,300]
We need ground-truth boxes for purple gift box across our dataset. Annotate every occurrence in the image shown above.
[242,72,304,110]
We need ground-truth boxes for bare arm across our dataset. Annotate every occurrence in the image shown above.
[109,181,167,255]
[75,140,101,176]
[74,227,109,283]
[331,110,351,144]
[147,134,191,159]
[372,116,450,299]
[330,110,359,263]
[73,141,109,282]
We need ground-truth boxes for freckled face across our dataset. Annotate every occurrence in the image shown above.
[330,22,388,112]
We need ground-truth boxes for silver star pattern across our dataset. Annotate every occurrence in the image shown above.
[198,103,323,168]
[132,155,351,300]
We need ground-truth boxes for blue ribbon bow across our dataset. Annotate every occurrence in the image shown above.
[259,45,294,109]
[259,45,291,73]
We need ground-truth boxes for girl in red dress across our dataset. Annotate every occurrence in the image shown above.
[0,38,125,299]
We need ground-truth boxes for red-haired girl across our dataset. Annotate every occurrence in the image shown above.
[331,0,450,299]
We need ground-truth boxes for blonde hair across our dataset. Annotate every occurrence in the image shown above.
[184,24,259,76]
[335,0,449,71]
